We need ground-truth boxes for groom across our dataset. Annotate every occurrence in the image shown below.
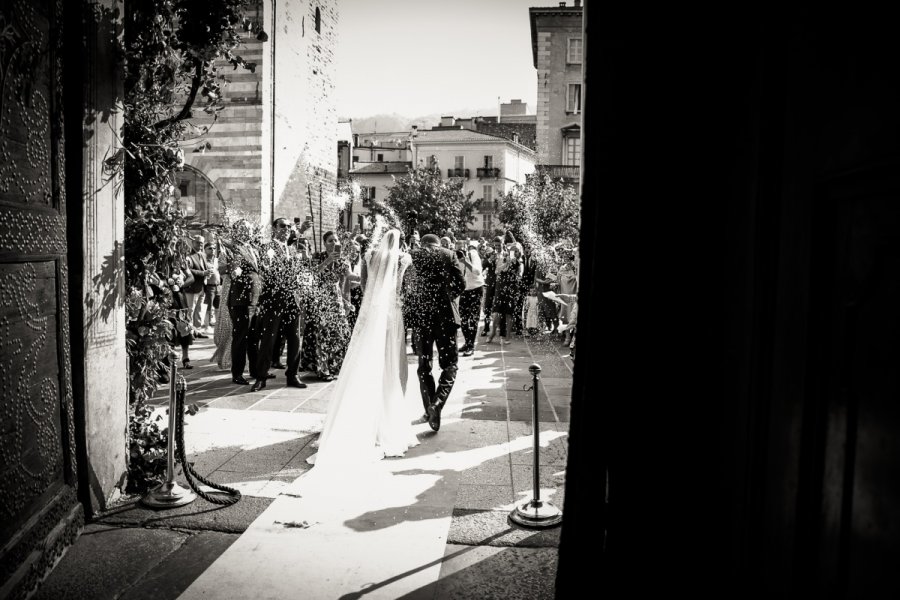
[405,233,466,431]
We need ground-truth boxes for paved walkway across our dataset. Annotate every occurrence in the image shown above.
[177,330,570,599]
[39,329,572,600]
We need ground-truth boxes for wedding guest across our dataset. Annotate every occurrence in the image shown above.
[408,230,421,250]
[534,249,560,334]
[147,262,195,370]
[514,243,536,336]
[184,234,214,338]
[345,241,364,332]
[458,239,484,356]
[201,242,220,335]
[210,239,233,371]
[479,237,501,337]
[251,218,307,391]
[301,231,352,381]
[557,247,579,346]
[226,220,262,385]
[487,231,523,345]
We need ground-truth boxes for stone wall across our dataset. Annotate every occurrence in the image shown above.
[272,0,340,238]
[182,1,265,224]
[181,0,340,235]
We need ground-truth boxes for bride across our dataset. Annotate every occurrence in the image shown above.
[304,228,419,470]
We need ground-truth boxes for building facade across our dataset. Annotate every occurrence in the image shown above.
[346,161,412,231]
[530,1,583,183]
[178,0,341,230]
[411,127,536,237]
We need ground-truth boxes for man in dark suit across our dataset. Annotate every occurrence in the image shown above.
[227,220,262,385]
[250,218,307,391]
[405,233,466,431]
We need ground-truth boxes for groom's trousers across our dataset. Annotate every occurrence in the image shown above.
[414,325,459,413]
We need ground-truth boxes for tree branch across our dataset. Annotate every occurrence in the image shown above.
[153,61,204,130]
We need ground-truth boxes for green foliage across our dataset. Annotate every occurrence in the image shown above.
[126,402,169,493]
[497,175,581,265]
[383,163,477,235]
[119,0,265,285]
[107,0,266,493]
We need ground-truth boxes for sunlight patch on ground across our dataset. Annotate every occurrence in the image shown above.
[154,408,326,453]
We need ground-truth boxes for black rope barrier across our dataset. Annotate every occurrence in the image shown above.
[174,377,242,506]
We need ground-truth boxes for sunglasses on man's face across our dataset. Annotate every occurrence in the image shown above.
[276,222,289,229]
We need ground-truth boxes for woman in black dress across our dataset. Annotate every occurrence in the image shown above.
[300,231,352,380]
[487,234,523,345]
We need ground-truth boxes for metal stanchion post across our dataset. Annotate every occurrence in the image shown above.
[509,363,562,528]
[142,352,197,508]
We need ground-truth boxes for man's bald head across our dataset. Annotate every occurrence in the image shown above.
[421,234,441,246]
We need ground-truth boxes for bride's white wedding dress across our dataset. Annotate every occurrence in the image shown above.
[304,229,419,472]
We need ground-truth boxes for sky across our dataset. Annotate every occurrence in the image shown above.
[335,0,540,119]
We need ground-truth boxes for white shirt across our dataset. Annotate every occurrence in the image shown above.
[464,248,485,290]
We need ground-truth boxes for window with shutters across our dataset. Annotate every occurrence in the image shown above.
[567,83,582,113]
[567,38,583,64]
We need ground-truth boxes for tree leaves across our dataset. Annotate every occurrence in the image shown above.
[384,165,477,235]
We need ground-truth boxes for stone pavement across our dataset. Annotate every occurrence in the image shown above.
[36,329,573,600]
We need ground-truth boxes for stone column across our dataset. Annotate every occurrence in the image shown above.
[79,0,128,513]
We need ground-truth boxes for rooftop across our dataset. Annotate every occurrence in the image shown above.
[349,161,412,175]
[413,128,536,153]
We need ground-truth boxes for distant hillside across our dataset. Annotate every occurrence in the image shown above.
[345,108,497,134]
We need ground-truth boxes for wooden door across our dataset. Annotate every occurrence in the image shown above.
[0,0,81,597]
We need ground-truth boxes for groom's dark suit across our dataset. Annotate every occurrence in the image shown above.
[405,243,466,430]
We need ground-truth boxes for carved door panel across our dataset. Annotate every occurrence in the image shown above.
[0,0,82,597]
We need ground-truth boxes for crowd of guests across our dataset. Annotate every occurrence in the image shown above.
[145,218,579,389]
[448,230,579,359]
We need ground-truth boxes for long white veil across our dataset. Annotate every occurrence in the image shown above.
[306,229,408,471]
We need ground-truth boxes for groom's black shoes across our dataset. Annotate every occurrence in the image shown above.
[427,402,442,431]
[250,378,267,392]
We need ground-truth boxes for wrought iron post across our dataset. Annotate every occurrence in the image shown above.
[509,363,562,528]
[142,352,197,508]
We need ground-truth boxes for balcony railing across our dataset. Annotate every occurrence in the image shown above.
[534,164,580,180]
[447,168,470,179]
[476,167,500,178]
